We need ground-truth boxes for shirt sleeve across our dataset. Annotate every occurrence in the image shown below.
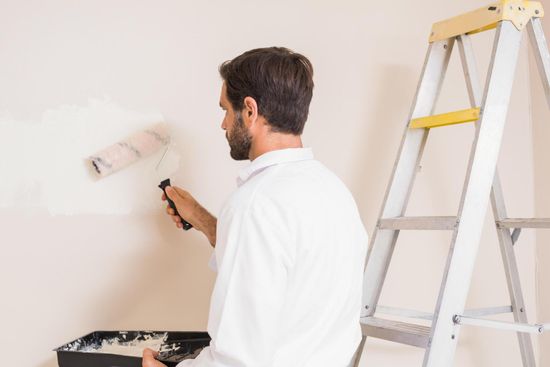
[177,193,295,367]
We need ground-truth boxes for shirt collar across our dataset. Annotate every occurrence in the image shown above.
[237,147,314,186]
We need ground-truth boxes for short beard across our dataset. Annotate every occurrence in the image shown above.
[226,111,252,161]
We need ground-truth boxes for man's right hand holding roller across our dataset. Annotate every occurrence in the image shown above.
[162,186,217,247]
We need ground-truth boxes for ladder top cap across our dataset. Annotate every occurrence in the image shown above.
[429,1,544,43]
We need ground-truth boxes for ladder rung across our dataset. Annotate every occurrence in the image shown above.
[409,108,480,129]
[497,218,550,229]
[361,317,431,348]
[378,216,458,230]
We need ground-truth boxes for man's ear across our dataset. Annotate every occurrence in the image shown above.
[242,96,258,128]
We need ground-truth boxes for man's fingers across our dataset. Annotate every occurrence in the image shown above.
[143,348,158,358]
[165,204,182,226]
[173,215,182,227]
[160,185,195,229]
[142,348,161,367]
[165,186,176,200]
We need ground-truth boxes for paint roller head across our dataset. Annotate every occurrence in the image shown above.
[86,122,171,179]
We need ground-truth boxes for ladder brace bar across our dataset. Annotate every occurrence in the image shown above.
[376,305,512,321]
[453,314,550,334]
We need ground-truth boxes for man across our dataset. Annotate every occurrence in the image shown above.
[143,47,368,367]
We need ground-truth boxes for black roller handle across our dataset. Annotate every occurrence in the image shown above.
[158,178,193,231]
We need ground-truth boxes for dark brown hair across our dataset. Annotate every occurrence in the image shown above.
[219,47,314,135]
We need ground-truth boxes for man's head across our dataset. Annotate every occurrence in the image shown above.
[218,47,314,160]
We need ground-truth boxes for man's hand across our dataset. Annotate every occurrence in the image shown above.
[162,186,218,247]
[162,186,200,229]
[142,348,167,367]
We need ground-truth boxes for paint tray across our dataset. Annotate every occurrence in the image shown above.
[54,330,211,367]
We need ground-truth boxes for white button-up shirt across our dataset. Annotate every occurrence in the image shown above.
[177,148,368,367]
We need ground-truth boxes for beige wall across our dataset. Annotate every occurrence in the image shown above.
[0,1,545,366]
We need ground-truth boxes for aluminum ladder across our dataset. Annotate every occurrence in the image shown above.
[354,1,550,366]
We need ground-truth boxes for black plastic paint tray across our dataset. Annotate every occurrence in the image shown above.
[54,330,211,367]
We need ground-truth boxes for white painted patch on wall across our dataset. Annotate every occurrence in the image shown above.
[0,98,180,215]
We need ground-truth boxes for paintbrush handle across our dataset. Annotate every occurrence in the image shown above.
[158,179,193,231]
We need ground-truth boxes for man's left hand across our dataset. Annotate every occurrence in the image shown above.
[142,348,167,367]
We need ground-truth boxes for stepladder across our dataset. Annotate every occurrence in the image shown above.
[354,1,550,366]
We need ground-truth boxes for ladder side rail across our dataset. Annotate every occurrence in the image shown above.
[351,334,366,367]
[424,21,523,367]
[458,32,536,367]
[490,174,537,366]
[457,34,482,106]
[361,39,455,317]
[356,38,454,367]
[527,17,550,108]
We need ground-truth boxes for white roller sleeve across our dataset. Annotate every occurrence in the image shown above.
[87,122,170,178]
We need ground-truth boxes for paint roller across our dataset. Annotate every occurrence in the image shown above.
[86,122,193,230]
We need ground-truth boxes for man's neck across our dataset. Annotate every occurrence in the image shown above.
[249,133,303,161]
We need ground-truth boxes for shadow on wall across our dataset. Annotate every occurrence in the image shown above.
[90,218,210,327]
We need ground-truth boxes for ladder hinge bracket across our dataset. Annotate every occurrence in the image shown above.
[429,1,544,43]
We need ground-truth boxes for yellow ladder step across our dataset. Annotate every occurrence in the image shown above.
[410,107,480,129]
